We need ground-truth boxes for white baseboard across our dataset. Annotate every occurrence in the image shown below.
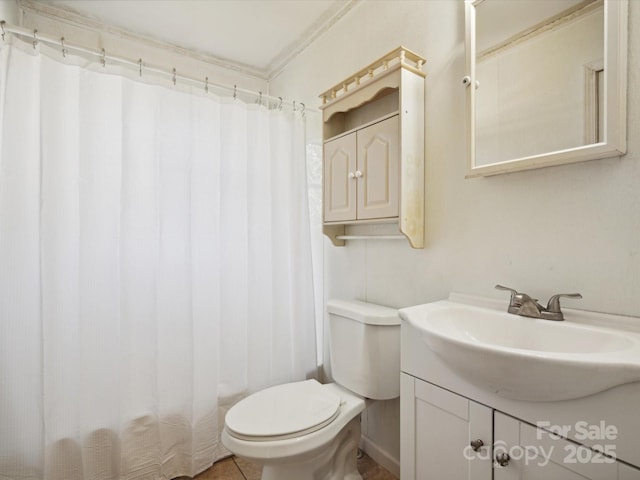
[359,435,400,478]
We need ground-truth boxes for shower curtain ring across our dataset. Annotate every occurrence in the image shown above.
[32,29,38,49]
[205,76,209,93]
[1,21,6,41]
[172,68,177,85]
[61,37,67,57]
[293,101,297,112]
[278,97,283,110]
[101,48,106,67]
[233,84,237,100]
[300,103,306,116]
[138,58,143,77]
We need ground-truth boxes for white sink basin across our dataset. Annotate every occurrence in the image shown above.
[399,298,640,401]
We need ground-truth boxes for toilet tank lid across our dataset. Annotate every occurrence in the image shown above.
[327,299,400,326]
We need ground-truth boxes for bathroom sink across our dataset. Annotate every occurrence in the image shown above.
[399,298,640,401]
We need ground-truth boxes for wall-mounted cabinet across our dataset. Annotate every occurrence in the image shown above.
[319,47,426,248]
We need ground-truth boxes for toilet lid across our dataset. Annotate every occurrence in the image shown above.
[225,379,341,441]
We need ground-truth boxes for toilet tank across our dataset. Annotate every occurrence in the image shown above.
[327,299,400,400]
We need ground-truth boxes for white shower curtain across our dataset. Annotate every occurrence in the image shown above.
[0,38,317,480]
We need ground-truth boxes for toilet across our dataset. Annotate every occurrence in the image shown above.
[221,299,400,480]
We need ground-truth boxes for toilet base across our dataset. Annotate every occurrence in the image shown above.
[256,416,362,480]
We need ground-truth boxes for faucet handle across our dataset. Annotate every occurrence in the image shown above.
[495,285,529,310]
[495,284,518,304]
[546,293,583,313]
[496,285,542,313]
[495,285,525,304]
[495,285,518,295]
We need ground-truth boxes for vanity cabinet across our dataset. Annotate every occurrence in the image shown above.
[319,46,426,248]
[401,374,640,480]
[401,374,492,479]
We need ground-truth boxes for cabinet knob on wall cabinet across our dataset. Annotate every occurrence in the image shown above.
[354,170,363,178]
[470,439,484,452]
[495,452,510,467]
[348,172,356,179]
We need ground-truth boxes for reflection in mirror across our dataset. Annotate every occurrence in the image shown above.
[465,0,627,177]
[476,1,603,165]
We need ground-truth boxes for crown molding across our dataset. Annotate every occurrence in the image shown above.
[266,0,361,80]
[16,0,361,83]
[17,0,268,80]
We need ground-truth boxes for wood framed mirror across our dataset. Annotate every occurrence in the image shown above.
[465,0,628,177]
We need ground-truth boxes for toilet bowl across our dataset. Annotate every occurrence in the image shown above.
[222,381,366,480]
[221,299,400,480]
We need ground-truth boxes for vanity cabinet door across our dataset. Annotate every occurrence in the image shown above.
[355,116,399,220]
[494,412,621,480]
[401,374,492,480]
[323,133,357,222]
[619,463,640,480]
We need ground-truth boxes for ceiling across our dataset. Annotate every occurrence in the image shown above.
[20,0,358,79]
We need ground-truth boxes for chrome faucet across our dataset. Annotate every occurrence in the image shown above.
[495,285,582,321]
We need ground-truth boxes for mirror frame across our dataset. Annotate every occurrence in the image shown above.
[465,0,628,177]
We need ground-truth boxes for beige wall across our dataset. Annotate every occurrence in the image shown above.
[270,0,640,473]
[0,0,19,24]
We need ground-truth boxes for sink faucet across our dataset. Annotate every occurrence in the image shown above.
[495,285,582,321]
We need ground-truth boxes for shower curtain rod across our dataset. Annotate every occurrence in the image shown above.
[0,20,316,113]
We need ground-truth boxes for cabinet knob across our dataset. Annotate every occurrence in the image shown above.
[470,439,484,452]
[355,170,363,178]
[495,452,510,467]
[348,172,356,179]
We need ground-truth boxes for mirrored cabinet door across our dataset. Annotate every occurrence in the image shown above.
[465,0,628,177]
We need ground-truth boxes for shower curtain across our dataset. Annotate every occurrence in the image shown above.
[0,38,317,480]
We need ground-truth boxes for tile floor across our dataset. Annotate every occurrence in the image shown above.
[192,451,398,480]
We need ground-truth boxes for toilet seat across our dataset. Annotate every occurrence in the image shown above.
[225,379,342,441]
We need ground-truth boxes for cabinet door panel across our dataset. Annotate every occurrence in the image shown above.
[411,378,492,479]
[356,116,399,220]
[619,463,640,480]
[324,134,357,222]
[495,412,618,480]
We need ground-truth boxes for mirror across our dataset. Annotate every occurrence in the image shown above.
[465,0,628,177]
